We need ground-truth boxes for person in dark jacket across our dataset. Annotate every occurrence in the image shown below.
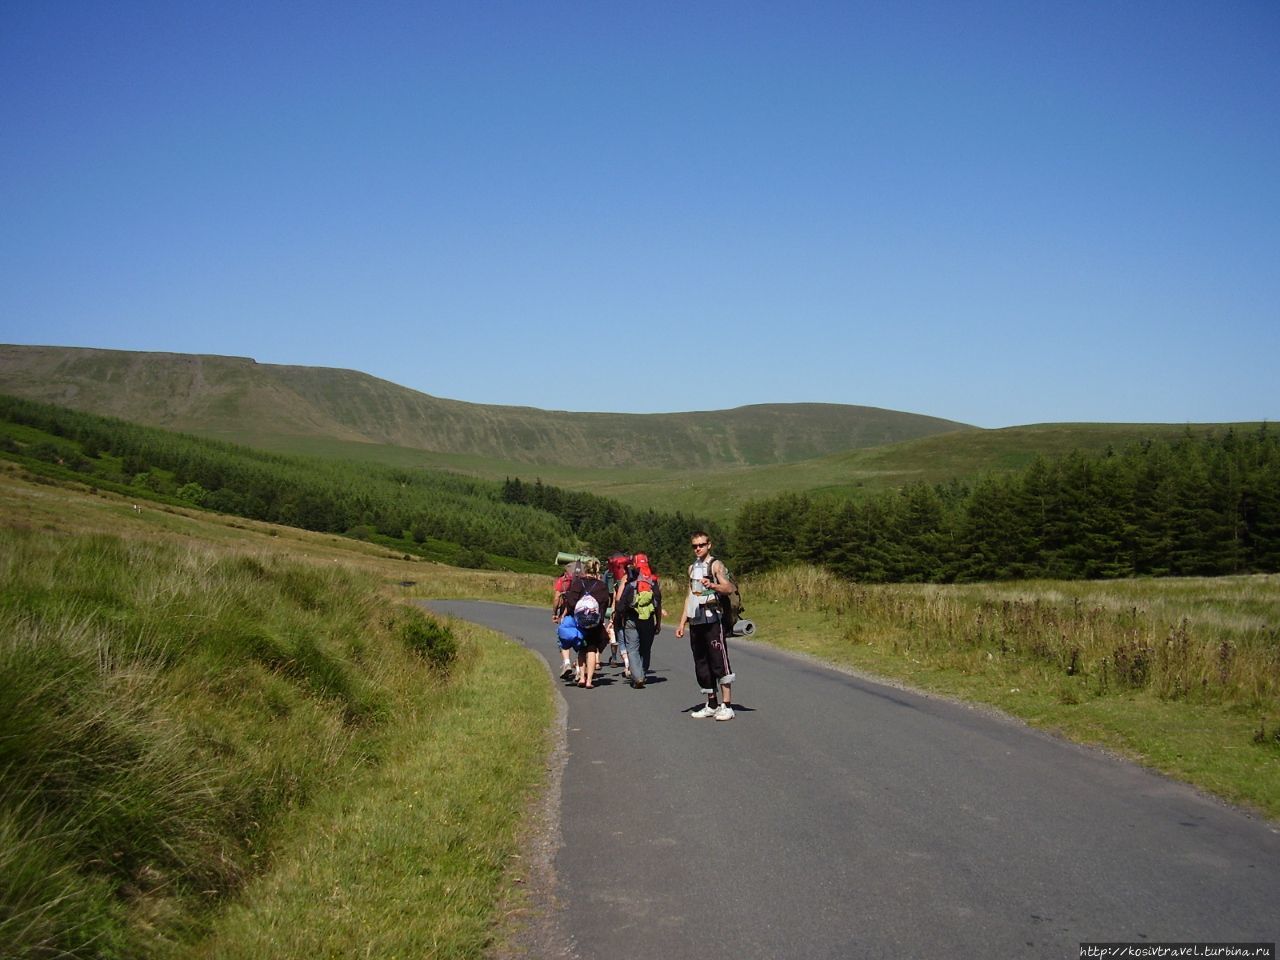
[614,552,662,688]
[557,558,612,688]
[552,560,578,680]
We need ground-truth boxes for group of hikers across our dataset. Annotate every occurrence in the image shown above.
[551,531,739,721]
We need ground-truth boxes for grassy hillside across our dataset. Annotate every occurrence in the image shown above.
[0,393,734,576]
[0,393,575,572]
[2,345,1261,526]
[238,422,1268,524]
[647,421,1267,520]
[0,465,555,959]
[0,344,971,469]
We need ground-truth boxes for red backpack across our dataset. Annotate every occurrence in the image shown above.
[607,552,631,585]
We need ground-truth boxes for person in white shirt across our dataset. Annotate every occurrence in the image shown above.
[674,532,736,721]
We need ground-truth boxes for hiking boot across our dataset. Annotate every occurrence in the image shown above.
[690,703,717,718]
[560,664,574,680]
[714,704,735,721]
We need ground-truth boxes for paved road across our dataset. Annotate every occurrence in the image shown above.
[427,600,1279,960]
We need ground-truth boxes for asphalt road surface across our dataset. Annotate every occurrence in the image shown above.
[427,600,1279,960]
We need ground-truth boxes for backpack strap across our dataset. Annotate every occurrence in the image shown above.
[705,555,724,585]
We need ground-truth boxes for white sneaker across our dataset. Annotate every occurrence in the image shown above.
[690,703,717,718]
[714,704,735,721]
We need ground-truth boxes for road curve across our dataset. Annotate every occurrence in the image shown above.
[427,600,1279,960]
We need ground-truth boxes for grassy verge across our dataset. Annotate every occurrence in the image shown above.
[190,617,552,960]
[0,468,553,959]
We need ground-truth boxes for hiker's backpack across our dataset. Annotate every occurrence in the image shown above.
[556,615,583,646]
[573,588,602,629]
[631,572,659,621]
[708,556,743,632]
[605,553,631,591]
[552,571,573,615]
[624,553,660,621]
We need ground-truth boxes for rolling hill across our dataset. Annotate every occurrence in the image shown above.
[0,344,972,469]
[3,343,1264,524]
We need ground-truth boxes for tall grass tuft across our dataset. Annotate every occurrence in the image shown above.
[394,607,459,670]
[0,526,454,959]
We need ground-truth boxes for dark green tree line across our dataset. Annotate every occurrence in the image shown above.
[734,427,1280,582]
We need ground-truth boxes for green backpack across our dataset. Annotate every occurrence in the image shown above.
[632,574,658,621]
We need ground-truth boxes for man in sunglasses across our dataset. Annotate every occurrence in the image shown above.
[675,531,737,720]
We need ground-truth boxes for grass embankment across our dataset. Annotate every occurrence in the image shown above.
[192,614,550,959]
[0,468,553,959]
[748,567,1280,819]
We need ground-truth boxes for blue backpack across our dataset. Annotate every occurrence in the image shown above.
[557,615,583,646]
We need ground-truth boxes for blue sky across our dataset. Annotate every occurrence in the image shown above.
[2,0,1276,428]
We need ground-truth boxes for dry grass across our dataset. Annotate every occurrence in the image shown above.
[755,567,1280,707]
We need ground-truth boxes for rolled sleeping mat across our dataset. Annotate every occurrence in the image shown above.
[555,552,597,566]
[732,619,756,637]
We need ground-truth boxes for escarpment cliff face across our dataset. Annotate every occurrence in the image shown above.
[0,344,973,469]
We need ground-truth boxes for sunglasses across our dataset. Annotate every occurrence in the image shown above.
[691,542,710,549]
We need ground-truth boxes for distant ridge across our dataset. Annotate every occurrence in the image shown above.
[0,345,973,469]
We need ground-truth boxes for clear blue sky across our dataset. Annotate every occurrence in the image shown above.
[2,0,1277,428]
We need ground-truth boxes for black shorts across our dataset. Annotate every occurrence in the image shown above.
[580,625,609,653]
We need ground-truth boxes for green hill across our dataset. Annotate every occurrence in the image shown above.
[282,422,1259,524]
[0,344,971,469]
[0,393,736,575]
[3,344,1262,525]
